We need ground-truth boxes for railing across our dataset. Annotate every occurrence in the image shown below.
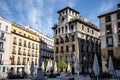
[12,51,16,54]
[13,41,17,45]
[0,48,4,52]
[18,51,22,55]
[19,43,22,46]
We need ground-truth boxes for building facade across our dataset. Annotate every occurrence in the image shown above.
[39,32,54,63]
[98,4,120,72]
[52,7,101,73]
[9,23,40,73]
[0,17,11,73]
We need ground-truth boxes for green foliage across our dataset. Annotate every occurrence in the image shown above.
[57,60,67,72]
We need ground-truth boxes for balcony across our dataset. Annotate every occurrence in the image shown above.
[36,47,38,50]
[23,52,26,56]
[28,53,31,56]
[35,54,38,57]
[28,45,31,48]
[22,62,26,65]
[32,54,34,57]
[11,62,15,65]
[12,50,16,54]
[13,41,17,45]
[18,51,22,55]
[32,47,34,49]
[17,62,21,65]
[19,43,22,46]
[0,48,4,52]
[24,44,27,47]
[0,37,6,41]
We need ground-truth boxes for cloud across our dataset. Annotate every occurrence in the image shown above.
[87,0,118,27]
[0,0,76,37]
[99,0,117,13]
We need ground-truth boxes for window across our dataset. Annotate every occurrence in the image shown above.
[1,33,4,39]
[107,37,113,46]
[0,54,2,64]
[106,15,111,22]
[61,46,63,53]
[0,23,1,29]
[118,35,120,46]
[56,38,59,44]
[59,28,60,34]
[66,46,69,52]
[65,26,67,32]
[117,12,120,19]
[71,25,74,31]
[87,28,89,32]
[106,25,112,34]
[55,30,57,34]
[62,17,64,22]
[118,22,120,32]
[13,37,17,44]
[32,43,34,49]
[17,57,20,65]
[19,39,22,46]
[24,34,26,36]
[92,30,94,34]
[108,50,114,56]
[71,35,75,41]
[82,25,84,30]
[72,45,75,52]
[6,26,8,31]
[13,30,16,33]
[28,42,30,48]
[18,47,21,55]
[12,46,16,54]
[62,27,64,33]
[11,56,15,65]
[56,47,58,53]
[24,40,26,47]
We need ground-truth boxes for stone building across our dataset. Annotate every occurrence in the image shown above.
[52,7,101,73]
[0,17,11,74]
[9,23,40,73]
[39,32,54,61]
[98,4,120,72]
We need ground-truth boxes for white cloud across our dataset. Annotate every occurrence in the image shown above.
[99,0,116,13]
[88,0,118,27]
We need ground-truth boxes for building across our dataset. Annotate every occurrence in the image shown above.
[98,4,120,72]
[39,32,54,63]
[0,17,11,74]
[26,27,54,66]
[8,23,40,73]
[52,7,101,74]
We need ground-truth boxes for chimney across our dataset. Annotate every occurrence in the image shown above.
[118,3,120,9]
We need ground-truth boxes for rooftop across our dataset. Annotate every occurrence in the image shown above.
[57,6,80,14]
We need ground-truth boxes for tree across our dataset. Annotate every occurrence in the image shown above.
[57,60,67,72]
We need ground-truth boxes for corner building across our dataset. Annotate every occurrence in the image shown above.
[39,32,54,61]
[9,23,40,72]
[0,17,11,74]
[52,7,101,73]
[98,4,120,72]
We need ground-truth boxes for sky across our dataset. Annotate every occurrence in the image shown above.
[0,0,119,37]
